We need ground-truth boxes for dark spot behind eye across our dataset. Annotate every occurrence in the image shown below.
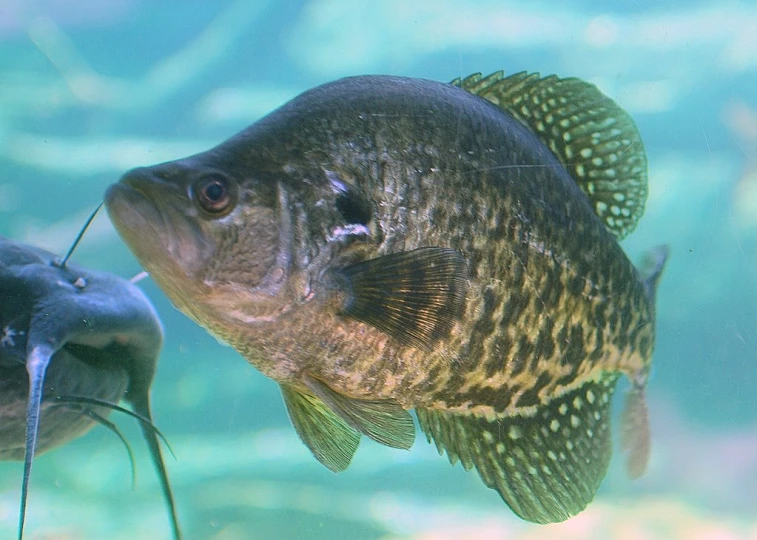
[336,188,372,226]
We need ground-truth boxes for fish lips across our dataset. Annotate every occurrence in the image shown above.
[105,174,211,279]
[105,180,163,237]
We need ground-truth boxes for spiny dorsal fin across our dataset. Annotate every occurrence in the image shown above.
[416,373,619,524]
[280,385,360,472]
[304,375,415,450]
[335,247,468,351]
[452,71,648,240]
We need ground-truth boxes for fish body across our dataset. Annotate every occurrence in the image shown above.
[105,71,666,523]
[0,236,181,539]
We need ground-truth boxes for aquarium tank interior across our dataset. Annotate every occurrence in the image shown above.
[0,0,756,538]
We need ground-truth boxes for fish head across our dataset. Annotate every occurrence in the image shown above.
[104,143,347,329]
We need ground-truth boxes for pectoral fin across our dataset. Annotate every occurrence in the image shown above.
[281,385,360,472]
[334,247,468,351]
[304,375,415,450]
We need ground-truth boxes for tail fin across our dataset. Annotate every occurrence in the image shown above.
[640,245,669,308]
[620,245,669,479]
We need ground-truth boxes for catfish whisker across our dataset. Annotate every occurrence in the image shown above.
[130,271,150,284]
[56,202,103,268]
[53,396,175,458]
[49,403,137,488]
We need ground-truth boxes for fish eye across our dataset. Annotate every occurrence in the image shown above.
[195,177,236,216]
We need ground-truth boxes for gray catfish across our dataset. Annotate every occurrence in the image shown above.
[0,231,181,538]
[105,71,667,523]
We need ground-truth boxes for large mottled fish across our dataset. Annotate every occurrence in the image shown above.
[105,70,667,523]
[0,231,181,539]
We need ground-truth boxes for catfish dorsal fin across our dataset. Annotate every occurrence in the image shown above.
[452,71,648,240]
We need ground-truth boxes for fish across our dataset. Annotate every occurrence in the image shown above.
[0,218,182,539]
[104,70,668,523]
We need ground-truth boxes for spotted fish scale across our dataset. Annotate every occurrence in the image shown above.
[290,86,652,416]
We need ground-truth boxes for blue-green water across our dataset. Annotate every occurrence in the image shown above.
[1,1,756,538]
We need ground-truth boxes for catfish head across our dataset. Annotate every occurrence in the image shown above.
[0,235,181,539]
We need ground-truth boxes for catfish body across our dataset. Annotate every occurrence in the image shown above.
[0,236,181,539]
[105,72,666,523]
[0,239,145,458]
[0,332,128,459]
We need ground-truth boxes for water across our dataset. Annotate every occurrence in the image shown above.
[1,0,756,538]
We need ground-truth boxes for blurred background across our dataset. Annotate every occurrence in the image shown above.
[0,0,756,538]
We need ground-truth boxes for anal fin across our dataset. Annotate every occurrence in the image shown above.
[281,385,360,472]
[304,375,415,450]
[417,374,619,524]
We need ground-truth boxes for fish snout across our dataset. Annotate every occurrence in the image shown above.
[116,164,183,197]
[105,164,188,223]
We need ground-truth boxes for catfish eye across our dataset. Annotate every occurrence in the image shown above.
[195,177,236,215]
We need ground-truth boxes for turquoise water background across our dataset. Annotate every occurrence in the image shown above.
[1,1,756,538]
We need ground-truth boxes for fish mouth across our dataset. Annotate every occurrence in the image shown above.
[105,173,211,281]
[105,180,173,259]
[105,181,164,236]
